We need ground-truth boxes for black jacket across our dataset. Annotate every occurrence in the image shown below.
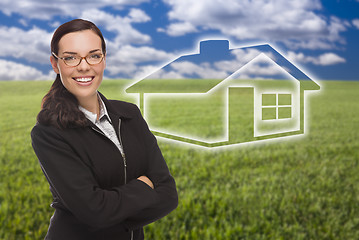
[31,94,178,240]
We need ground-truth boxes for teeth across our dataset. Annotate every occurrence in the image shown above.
[75,77,92,82]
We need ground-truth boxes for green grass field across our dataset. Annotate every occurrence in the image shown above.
[0,80,358,239]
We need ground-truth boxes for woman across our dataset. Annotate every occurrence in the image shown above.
[31,19,178,240]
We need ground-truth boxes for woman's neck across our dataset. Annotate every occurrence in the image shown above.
[78,93,100,118]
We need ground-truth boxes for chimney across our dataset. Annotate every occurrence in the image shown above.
[200,40,229,55]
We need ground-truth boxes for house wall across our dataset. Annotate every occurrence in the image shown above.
[142,90,228,143]
[216,78,301,139]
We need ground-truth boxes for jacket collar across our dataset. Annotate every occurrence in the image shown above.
[97,91,133,120]
[97,92,133,135]
[85,92,133,134]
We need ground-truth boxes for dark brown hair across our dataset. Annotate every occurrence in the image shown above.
[37,19,106,129]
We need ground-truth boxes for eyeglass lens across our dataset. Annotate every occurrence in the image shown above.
[63,53,103,66]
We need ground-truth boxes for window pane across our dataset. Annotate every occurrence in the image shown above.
[278,94,291,105]
[262,107,276,120]
[278,107,291,119]
[262,94,276,106]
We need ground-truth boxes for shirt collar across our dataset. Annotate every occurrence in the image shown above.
[98,94,112,123]
[78,92,112,124]
[97,92,133,120]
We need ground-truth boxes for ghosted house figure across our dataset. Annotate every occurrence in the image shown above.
[126,40,320,147]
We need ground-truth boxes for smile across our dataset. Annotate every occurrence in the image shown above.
[73,77,94,83]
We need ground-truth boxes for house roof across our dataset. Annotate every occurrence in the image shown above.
[126,40,320,93]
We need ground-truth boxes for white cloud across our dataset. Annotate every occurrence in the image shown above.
[105,44,176,78]
[316,53,346,65]
[0,26,52,64]
[50,21,61,28]
[227,53,287,79]
[170,61,228,79]
[127,8,151,23]
[287,51,346,66]
[165,22,198,36]
[18,19,28,27]
[353,19,359,29]
[144,68,184,79]
[162,0,348,50]
[0,59,54,80]
[237,62,284,77]
[108,45,175,64]
[0,0,149,20]
[80,8,151,45]
[287,51,313,64]
[230,49,262,65]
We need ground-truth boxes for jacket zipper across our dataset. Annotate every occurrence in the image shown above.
[92,122,132,240]
[117,120,133,240]
[90,124,127,184]
[117,119,127,184]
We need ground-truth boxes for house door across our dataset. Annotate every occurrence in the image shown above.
[228,87,255,143]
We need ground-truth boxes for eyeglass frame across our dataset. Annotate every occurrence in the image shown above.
[51,51,105,67]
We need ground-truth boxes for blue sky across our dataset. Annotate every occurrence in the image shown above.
[0,0,358,81]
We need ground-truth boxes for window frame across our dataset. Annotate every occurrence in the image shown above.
[261,93,292,120]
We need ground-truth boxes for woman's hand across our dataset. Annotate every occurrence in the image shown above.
[137,176,154,189]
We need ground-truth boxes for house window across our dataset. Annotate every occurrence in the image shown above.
[262,93,292,120]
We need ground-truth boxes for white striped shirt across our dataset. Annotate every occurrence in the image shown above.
[78,94,124,155]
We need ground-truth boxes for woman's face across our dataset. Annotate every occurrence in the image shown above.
[50,30,105,101]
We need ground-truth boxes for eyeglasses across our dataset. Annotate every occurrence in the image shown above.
[52,52,104,67]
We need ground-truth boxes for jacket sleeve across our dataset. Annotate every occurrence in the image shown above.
[123,106,178,230]
[31,124,159,231]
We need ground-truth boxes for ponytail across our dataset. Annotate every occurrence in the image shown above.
[37,75,88,129]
